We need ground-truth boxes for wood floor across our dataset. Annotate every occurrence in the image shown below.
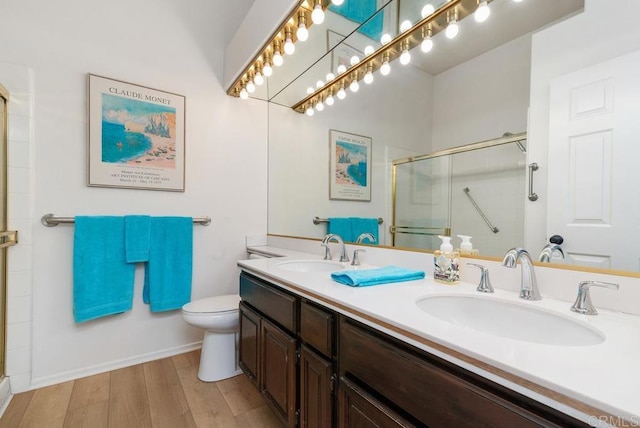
[0,350,281,428]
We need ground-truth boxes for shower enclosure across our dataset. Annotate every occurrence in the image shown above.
[391,133,527,258]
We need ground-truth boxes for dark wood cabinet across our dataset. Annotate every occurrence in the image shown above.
[299,345,333,428]
[238,302,260,386]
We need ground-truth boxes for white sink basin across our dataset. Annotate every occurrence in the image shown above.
[416,295,605,346]
[276,260,345,273]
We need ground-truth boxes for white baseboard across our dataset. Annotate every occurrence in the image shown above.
[29,342,202,390]
[0,377,12,419]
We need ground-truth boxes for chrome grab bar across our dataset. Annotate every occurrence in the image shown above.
[313,216,383,225]
[463,187,499,234]
[528,162,539,201]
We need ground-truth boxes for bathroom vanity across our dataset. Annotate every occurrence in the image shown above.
[237,265,609,427]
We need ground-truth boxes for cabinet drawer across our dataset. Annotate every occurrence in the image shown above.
[300,300,334,357]
[240,273,298,333]
[339,317,586,428]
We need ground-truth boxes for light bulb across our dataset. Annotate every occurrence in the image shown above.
[273,50,284,66]
[284,38,295,55]
[380,61,391,76]
[337,86,346,99]
[380,33,392,45]
[332,0,344,5]
[337,64,347,74]
[311,4,325,24]
[400,50,411,65]
[297,24,308,42]
[421,37,433,53]
[400,20,412,32]
[325,93,334,106]
[350,55,360,66]
[326,72,335,82]
[421,4,435,18]
[513,0,523,2]
[254,71,264,85]
[364,70,374,84]
[263,62,273,77]
[246,80,256,93]
[350,80,359,92]
[364,45,375,56]
[239,87,248,99]
[306,87,314,94]
[475,1,490,22]
[306,105,315,116]
[446,20,459,39]
[316,100,324,111]
[316,80,324,88]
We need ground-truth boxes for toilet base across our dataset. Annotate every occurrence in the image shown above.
[198,330,242,382]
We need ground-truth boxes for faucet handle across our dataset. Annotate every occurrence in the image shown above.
[321,243,332,260]
[571,280,619,315]
[467,263,494,293]
[351,249,366,266]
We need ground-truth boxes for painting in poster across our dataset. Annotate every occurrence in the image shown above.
[329,130,372,201]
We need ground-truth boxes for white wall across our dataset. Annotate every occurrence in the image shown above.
[527,0,640,257]
[0,0,264,390]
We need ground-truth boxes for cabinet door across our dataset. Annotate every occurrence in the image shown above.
[239,302,260,386]
[300,345,333,428]
[338,378,415,428]
[261,318,298,427]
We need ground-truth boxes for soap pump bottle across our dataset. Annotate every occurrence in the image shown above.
[457,235,479,256]
[433,235,460,284]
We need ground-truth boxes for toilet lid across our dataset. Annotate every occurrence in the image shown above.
[182,294,240,314]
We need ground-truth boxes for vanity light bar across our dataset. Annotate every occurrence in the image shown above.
[226,0,330,99]
[292,0,486,114]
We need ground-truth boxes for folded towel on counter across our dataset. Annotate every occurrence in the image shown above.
[331,265,425,287]
[143,217,193,312]
[73,216,135,323]
[124,215,151,263]
[328,217,354,242]
[350,217,379,244]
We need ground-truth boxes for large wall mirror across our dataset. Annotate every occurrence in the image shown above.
[262,0,640,276]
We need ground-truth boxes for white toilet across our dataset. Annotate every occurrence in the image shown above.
[181,294,242,382]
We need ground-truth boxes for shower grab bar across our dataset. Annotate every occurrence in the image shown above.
[528,162,539,201]
[41,213,211,227]
[462,187,499,234]
[313,216,383,225]
[389,226,452,236]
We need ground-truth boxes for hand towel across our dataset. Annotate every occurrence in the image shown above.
[73,216,135,323]
[143,217,193,312]
[331,266,425,287]
[328,217,353,242]
[124,215,151,263]
[350,217,379,244]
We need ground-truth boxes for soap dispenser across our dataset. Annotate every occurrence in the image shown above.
[433,235,460,284]
[457,235,479,256]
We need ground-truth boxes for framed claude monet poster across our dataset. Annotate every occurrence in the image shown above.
[329,129,371,201]
[87,74,186,191]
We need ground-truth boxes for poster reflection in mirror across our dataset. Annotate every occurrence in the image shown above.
[329,129,371,201]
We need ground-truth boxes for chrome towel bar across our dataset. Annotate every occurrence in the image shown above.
[313,216,383,225]
[41,213,211,227]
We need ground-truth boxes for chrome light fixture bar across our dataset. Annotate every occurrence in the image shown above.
[227,1,330,99]
[292,0,486,113]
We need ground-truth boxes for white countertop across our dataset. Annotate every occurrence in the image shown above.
[239,247,640,427]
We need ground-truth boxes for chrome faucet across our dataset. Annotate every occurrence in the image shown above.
[502,248,541,301]
[538,244,565,263]
[467,263,494,293]
[355,233,376,244]
[321,234,349,262]
[570,280,619,315]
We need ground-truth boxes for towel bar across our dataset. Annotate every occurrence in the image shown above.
[313,216,383,225]
[41,213,211,227]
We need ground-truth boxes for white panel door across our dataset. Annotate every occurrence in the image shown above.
[547,50,640,271]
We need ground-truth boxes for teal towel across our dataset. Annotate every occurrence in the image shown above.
[73,216,135,323]
[143,217,193,312]
[331,266,425,287]
[124,215,150,262]
[350,217,379,244]
[328,217,353,242]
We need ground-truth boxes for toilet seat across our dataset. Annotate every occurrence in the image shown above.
[182,294,240,315]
